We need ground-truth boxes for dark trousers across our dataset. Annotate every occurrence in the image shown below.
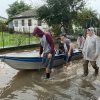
[83,60,98,75]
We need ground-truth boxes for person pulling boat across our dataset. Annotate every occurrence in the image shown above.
[58,34,75,68]
[33,27,55,79]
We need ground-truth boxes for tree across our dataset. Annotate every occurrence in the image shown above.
[37,0,85,34]
[6,1,32,19]
[0,20,7,32]
[76,8,100,28]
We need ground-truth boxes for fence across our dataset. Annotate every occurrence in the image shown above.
[0,31,39,49]
[0,27,85,49]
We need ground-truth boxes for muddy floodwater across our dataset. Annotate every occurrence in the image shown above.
[0,50,100,100]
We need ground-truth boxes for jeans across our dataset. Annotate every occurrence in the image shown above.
[42,53,54,69]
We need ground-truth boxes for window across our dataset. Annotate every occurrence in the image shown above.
[22,20,24,26]
[38,20,41,26]
[28,19,32,26]
[14,20,18,27]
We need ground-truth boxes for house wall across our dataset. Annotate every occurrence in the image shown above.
[13,18,49,33]
[8,21,13,29]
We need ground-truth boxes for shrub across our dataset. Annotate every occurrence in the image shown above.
[8,28,14,34]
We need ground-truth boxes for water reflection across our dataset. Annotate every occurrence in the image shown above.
[0,67,73,100]
[0,59,100,100]
[0,70,43,99]
[78,79,97,100]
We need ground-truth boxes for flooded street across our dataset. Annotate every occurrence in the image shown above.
[0,51,100,100]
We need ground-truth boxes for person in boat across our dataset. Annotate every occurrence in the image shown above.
[58,33,74,67]
[33,27,55,79]
[77,33,85,50]
[82,27,99,77]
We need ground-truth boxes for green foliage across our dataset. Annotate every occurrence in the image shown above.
[0,21,7,32]
[0,21,2,32]
[6,1,32,19]
[0,32,39,47]
[51,25,61,36]
[76,8,100,28]
[37,0,85,35]
[74,28,84,35]
[8,28,14,34]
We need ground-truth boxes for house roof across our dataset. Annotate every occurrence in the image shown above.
[0,16,7,20]
[13,9,37,19]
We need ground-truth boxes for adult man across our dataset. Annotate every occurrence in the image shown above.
[59,34,74,67]
[82,27,99,76]
[33,27,55,79]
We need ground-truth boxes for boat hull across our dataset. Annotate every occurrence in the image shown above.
[0,50,82,70]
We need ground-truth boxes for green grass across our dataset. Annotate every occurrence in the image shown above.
[0,32,39,48]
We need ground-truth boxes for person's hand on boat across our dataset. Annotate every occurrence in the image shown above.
[48,53,52,59]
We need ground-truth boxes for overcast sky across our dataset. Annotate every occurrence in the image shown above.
[0,0,100,18]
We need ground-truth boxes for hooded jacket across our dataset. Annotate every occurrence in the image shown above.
[82,33,100,61]
[33,27,55,54]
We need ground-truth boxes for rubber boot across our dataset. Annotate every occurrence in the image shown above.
[95,67,99,76]
[46,73,50,79]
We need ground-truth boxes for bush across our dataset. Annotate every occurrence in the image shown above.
[0,21,7,32]
[8,28,14,34]
[51,25,61,37]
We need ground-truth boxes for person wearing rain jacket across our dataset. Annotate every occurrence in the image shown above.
[33,27,55,79]
[82,27,99,76]
[96,29,100,68]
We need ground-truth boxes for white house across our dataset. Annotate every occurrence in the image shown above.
[12,9,49,33]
